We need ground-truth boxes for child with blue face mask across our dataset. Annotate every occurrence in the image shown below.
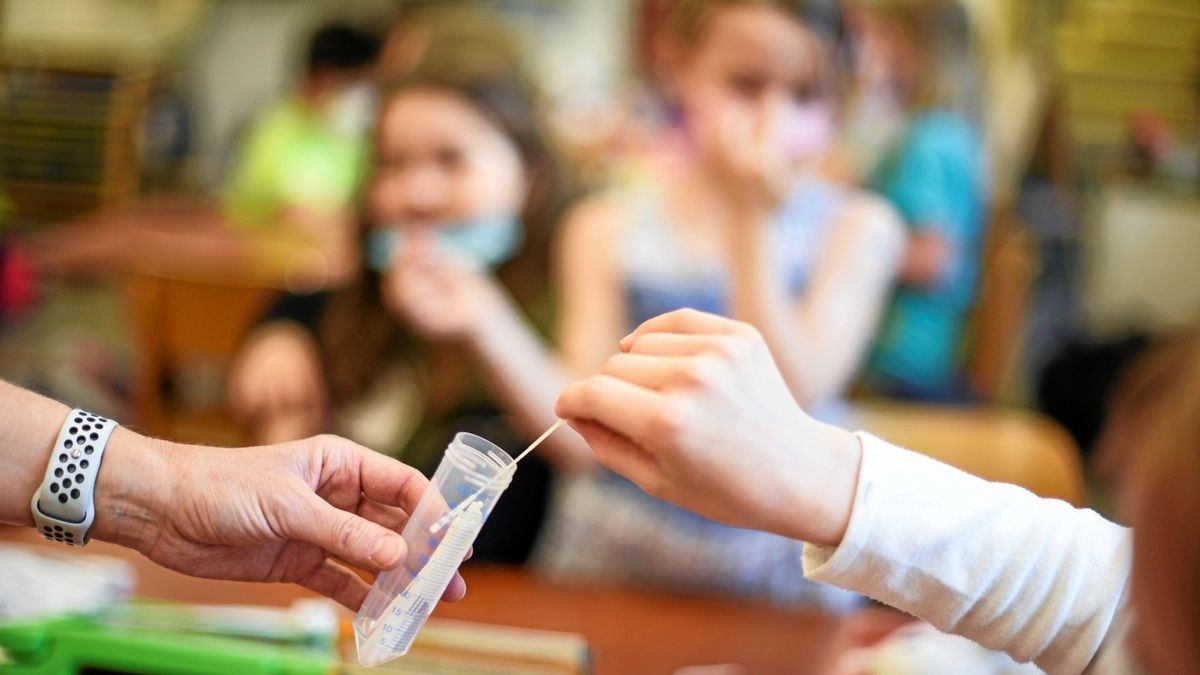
[228,22,589,564]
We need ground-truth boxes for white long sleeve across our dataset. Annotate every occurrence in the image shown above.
[803,433,1132,675]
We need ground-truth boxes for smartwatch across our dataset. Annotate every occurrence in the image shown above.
[30,409,119,546]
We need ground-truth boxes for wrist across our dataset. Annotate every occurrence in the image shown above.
[89,428,175,554]
[816,425,863,547]
[777,421,862,547]
[730,197,777,226]
[1,393,69,528]
[725,209,774,265]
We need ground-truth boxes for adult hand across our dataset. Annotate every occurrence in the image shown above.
[555,309,862,546]
[92,432,465,610]
[381,238,507,342]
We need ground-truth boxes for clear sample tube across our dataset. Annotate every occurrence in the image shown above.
[353,432,513,667]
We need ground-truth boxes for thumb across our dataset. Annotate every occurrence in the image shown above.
[287,496,408,571]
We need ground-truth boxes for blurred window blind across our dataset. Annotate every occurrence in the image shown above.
[0,64,150,225]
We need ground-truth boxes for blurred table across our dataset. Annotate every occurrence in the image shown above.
[0,526,840,674]
[32,197,355,289]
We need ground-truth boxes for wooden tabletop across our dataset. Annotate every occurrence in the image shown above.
[1,527,841,674]
[434,568,840,674]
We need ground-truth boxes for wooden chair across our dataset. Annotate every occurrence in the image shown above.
[848,399,1086,506]
[963,210,1040,403]
[125,271,276,444]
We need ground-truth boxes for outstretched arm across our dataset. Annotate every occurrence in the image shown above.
[556,310,1130,674]
[0,380,463,610]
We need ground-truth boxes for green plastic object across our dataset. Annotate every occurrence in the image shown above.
[0,615,335,675]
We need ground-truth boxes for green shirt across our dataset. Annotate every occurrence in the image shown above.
[222,98,367,232]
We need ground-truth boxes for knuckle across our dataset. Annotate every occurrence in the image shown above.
[678,359,705,384]
[731,320,760,339]
[335,515,361,552]
[712,337,740,359]
[640,474,666,499]
[581,377,607,409]
[726,332,763,361]
[732,335,757,357]
[650,399,685,438]
[680,356,718,385]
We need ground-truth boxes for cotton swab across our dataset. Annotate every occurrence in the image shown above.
[428,419,565,534]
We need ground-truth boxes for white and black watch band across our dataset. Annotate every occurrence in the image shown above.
[30,409,119,546]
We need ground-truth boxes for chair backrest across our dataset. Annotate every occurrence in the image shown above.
[964,210,1039,402]
[850,399,1086,506]
[125,272,275,443]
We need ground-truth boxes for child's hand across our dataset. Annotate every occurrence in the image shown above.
[555,309,861,546]
[382,240,507,341]
[709,92,798,219]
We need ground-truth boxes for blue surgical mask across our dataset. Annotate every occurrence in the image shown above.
[365,214,523,272]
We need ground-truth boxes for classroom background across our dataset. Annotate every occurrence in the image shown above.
[0,0,1198,673]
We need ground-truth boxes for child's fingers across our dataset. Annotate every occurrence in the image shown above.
[620,309,746,350]
[567,419,661,492]
[623,333,733,358]
[555,376,662,442]
[601,352,697,391]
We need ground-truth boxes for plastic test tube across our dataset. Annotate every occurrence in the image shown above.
[353,432,514,667]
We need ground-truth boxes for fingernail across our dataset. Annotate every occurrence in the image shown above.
[618,333,634,351]
[369,535,404,568]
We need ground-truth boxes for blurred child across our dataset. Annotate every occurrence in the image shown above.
[531,0,903,606]
[557,309,1200,674]
[228,27,580,563]
[222,23,381,272]
[848,0,990,400]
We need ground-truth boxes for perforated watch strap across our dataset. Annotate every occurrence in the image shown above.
[30,409,119,546]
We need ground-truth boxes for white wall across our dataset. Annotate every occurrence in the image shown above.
[180,0,327,188]
[1,0,204,61]
[1083,182,1200,335]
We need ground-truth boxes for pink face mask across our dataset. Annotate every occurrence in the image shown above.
[779,103,835,160]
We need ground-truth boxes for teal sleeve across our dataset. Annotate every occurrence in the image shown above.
[883,125,960,233]
[879,116,984,295]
